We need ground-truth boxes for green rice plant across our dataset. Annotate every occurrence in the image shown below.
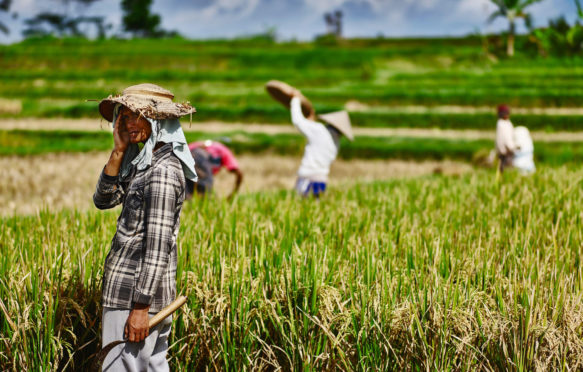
[2,129,583,166]
[1,167,583,370]
[1,38,582,119]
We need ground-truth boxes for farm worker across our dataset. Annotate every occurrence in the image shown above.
[513,126,536,174]
[290,93,354,197]
[495,104,517,173]
[186,139,243,199]
[93,83,196,371]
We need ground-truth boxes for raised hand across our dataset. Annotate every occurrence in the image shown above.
[113,112,130,153]
[104,112,130,177]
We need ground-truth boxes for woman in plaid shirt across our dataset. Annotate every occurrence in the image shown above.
[93,84,196,371]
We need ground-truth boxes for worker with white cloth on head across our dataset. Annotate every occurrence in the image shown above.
[513,126,535,174]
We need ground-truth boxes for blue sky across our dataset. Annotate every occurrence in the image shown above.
[0,0,578,43]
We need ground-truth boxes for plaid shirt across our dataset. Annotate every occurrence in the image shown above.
[93,143,185,312]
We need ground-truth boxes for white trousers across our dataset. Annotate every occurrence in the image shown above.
[102,307,172,372]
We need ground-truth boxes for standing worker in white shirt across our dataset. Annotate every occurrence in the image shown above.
[495,104,517,173]
[290,93,354,198]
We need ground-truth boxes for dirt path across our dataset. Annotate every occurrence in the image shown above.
[344,101,583,115]
[1,118,583,142]
[0,152,470,216]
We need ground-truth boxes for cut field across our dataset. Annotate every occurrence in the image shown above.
[1,167,583,370]
[0,151,469,216]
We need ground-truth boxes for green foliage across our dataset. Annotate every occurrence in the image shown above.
[20,1,107,39]
[488,0,543,56]
[530,16,583,57]
[0,0,11,11]
[575,0,583,19]
[0,0,12,35]
[0,38,581,125]
[2,167,583,369]
[488,0,544,21]
[121,0,161,37]
[236,26,278,43]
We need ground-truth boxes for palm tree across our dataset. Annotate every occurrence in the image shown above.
[488,0,543,56]
[575,0,583,20]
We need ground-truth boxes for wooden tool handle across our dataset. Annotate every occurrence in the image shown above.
[148,295,187,329]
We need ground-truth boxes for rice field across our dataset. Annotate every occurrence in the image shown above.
[1,166,583,370]
[3,127,583,166]
[1,38,582,130]
[1,36,582,371]
[0,151,470,216]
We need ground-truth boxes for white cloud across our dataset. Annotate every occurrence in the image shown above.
[303,0,347,13]
[456,0,493,18]
[303,0,441,13]
[186,0,261,19]
[0,0,578,43]
[11,0,35,13]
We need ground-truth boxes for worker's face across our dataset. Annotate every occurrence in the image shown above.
[119,107,152,144]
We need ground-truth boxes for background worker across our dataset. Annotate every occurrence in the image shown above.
[186,140,243,199]
[290,92,353,198]
[495,104,517,173]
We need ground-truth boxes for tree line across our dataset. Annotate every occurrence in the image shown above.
[0,0,581,57]
[487,0,583,57]
[318,0,582,58]
[0,0,170,39]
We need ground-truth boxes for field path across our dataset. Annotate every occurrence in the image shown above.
[1,118,583,142]
[344,102,583,115]
[0,152,469,216]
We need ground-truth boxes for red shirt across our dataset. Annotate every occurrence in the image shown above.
[188,141,239,175]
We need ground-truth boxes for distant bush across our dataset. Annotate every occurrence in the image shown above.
[528,17,583,57]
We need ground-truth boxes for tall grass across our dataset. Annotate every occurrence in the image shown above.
[1,167,583,370]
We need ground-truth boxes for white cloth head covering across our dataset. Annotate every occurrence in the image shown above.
[514,126,534,153]
[113,104,197,182]
[513,126,535,174]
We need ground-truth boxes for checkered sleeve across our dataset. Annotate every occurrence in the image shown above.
[93,169,124,210]
[132,165,179,305]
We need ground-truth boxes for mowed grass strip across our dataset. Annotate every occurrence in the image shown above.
[1,168,582,369]
[0,129,581,165]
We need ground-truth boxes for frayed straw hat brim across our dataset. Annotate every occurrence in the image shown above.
[265,80,314,118]
[99,96,196,122]
[98,83,196,122]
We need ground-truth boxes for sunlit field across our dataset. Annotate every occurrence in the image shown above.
[1,167,583,370]
[1,36,583,370]
[1,37,582,130]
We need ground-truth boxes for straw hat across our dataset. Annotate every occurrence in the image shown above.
[318,111,354,141]
[265,80,314,118]
[99,83,196,122]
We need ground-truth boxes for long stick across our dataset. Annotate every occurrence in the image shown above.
[148,296,187,328]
